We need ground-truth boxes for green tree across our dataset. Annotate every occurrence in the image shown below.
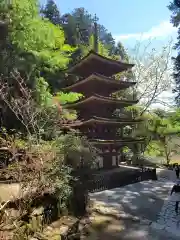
[41,0,61,25]
[0,0,78,131]
[112,41,129,62]
[4,0,73,91]
[169,108,180,127]
[168,0,180,105]
[141,109,180,164]
[10,0,72,69]
[60,7,128,59]
[80,34,109,57]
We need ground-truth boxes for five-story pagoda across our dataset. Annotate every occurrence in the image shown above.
[62,19,143,169]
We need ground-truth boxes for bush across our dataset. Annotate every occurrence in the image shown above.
[0,129,96,226]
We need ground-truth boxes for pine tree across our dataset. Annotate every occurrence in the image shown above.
[168,0,180,105]
[41,0,61,25]
[113,42,129,62]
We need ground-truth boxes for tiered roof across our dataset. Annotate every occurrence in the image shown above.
[62,49,143,147]
[66,50,134,77]
[61,116,142,128]
[64,94,138,109]
[63,73,135,96]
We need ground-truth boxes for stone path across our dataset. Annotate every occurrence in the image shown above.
[90,168,180,239]
[151,200,180,237]
[151,169,180,238]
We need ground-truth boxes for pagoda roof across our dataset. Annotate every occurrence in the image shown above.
[62,73,136,95]
[90,138,144,146]
[64,94,138,109]
[61,116,142,128]
[66,50,134,77]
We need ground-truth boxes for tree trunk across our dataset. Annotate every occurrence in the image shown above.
[165,152,170,165]
[164,143,170,165]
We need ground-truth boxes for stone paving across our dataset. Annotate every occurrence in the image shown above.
[151,170,180,238]
[90,168,180,239]
[151,200,180,237]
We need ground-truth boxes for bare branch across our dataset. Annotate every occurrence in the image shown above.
[129,39,174,113]
[0,71,62,140]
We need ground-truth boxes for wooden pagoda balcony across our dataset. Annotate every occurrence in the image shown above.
[80,130,140,141]
[71,74,135,82]
[89,138,144,145]
[78,109,135,120]
[60,116,142,129]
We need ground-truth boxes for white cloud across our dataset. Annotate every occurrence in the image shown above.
[114,21,176,42]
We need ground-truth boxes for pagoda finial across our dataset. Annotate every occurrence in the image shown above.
[93,14,98,53]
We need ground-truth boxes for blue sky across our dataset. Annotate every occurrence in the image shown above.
[40,0,176,107]
[41,0,177,48]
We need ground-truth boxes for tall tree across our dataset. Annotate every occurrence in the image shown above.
[60,7,126,59]
[80,34,109,58]
[168,0,180,105]
[133,108,180,164]
[6,0,73,91]
[41,0,61,25]
[112,41,129,61]
[146,110,180,164]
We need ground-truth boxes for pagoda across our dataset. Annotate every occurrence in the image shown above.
[62,19,143,169]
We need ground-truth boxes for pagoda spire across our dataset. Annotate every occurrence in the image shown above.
[93,14,98,53]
